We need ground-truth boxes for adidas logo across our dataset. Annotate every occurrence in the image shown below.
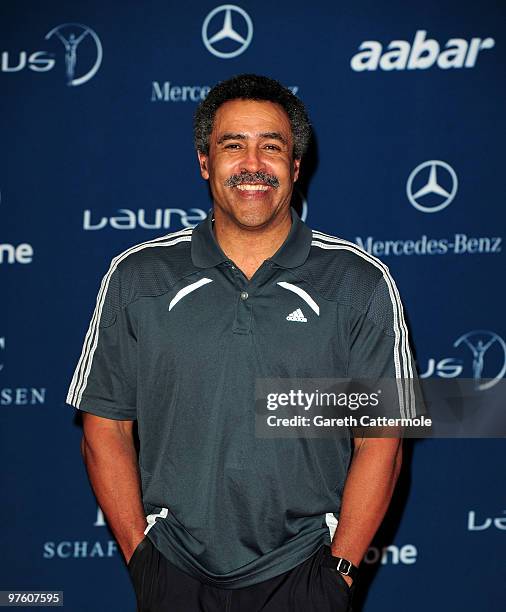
[286,308,307,322]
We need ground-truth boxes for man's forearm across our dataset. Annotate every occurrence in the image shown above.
[81,415,147,563]
[331,437,403,568]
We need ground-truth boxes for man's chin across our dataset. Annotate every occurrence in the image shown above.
[224,200,280,229]
[229,211,275,229]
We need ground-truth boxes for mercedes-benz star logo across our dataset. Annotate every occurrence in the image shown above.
[202,5,253,59]
[406,160,458,213]
[45,23,102,86]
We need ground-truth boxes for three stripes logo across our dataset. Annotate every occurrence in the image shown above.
[286,308,307,322]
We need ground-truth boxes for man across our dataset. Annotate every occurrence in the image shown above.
[67,74,420,611]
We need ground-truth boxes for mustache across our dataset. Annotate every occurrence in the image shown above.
[224,171,280,189]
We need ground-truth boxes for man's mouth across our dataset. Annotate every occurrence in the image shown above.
[235,184,270,192]
[224,171,280,190]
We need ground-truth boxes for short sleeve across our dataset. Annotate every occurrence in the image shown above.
[348,273,424,419]
[66,265,138,420]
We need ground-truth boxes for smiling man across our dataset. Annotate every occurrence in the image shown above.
[195,87,306,281]
[67,74,420,612]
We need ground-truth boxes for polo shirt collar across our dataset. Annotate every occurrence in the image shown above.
[191,207,312,269]
[269,207,313,268]
[190,208,227,268]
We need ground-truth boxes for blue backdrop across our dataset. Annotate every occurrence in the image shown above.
[1,1,505,610]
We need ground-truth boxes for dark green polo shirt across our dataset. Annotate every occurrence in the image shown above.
[67,208,420,588]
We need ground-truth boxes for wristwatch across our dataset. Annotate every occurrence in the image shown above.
[321,546,359,581]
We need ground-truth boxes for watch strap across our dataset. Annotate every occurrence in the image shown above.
[321,545,359,581]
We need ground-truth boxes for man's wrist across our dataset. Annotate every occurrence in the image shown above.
[124,530,147,563]
[330,546,360,570]
[325,546,359,583]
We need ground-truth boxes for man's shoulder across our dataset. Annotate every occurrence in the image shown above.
[101,227,197,307]
[307,227,386,280]
[294,226,392,312]
[113,226,194,274]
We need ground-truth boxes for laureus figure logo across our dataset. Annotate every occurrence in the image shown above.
[45,23,103,86]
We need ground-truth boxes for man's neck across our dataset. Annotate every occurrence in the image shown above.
[213,208,292,280]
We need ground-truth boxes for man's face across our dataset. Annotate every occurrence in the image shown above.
[197,99,301,228]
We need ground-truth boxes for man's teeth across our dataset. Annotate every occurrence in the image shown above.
[236,184,269,191]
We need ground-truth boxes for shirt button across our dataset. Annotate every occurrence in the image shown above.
[240,291,249,300]
[231,265,236,270]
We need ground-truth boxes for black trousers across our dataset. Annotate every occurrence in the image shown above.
[128,537,356,612]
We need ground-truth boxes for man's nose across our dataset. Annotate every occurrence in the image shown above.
[239,146,265,173]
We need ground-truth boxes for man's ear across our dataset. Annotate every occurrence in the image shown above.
[293,158,301,183]
[197,151,210,180]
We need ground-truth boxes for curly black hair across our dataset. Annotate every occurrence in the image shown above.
[193,74,311,160]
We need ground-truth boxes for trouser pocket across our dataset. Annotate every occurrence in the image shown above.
[319,545,356,611]
[128,536,151,571]
[127,537,157,611]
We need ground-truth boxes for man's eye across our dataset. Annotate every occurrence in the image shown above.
[224,143,242,149]
[264,144,281,151]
